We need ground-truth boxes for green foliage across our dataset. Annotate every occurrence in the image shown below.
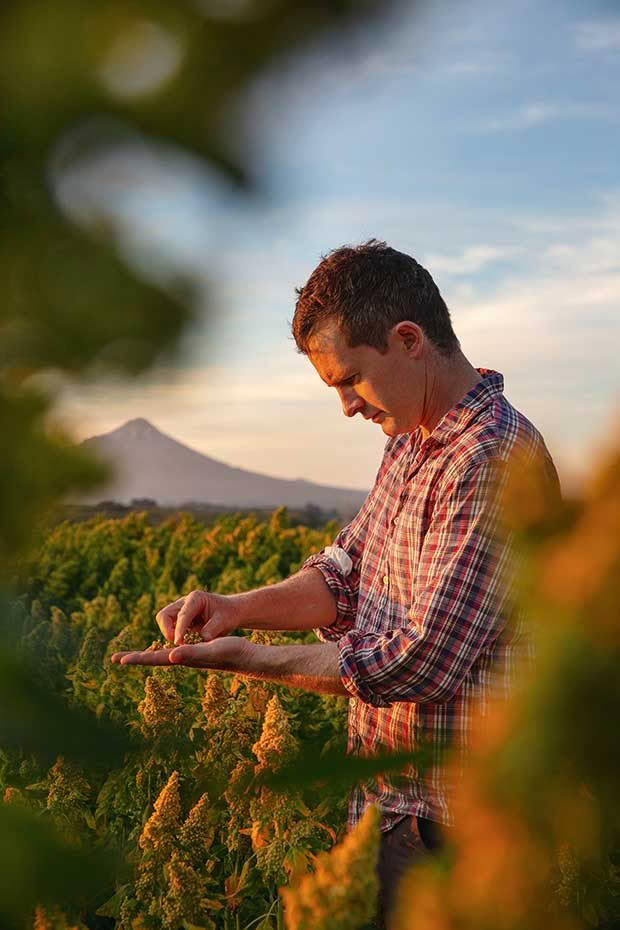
[10,459,620,930]
[0,802,124,930]
[0,641,136,768]
[5,509,350,928]
[18,508,336,618]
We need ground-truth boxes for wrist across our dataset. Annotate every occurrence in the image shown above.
[237,636,258,670]
[227,591,253,625]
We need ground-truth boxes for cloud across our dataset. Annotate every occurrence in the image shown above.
[454,235,620,495]
[50,190,620,497]
[441,52,508,77]
[477,102,615,132]
[575,21,620,51]
[424,245,517,275]
[541,239,620,275]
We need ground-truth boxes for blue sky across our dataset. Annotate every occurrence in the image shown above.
[53,0,620,496]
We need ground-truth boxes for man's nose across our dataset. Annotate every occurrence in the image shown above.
[339,388,364,418]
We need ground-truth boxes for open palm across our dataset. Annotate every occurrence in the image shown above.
[111,635,252,671]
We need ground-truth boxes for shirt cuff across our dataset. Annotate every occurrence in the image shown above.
[301,549,357,643]
[337,629,394,708]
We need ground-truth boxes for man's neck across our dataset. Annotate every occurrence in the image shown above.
[420,356,482,440]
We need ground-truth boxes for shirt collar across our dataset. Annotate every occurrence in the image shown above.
[410,367,505,450]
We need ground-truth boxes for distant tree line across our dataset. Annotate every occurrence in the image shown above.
[49,500,343,531]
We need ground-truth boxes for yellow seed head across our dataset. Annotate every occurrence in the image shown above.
[137,675,184,737]
[161,853,208,928]
[3,786,28,807]
[179,793,216,860]
[201,672,229,727]
[281,804,381,930]
[46,757,90,814]
[139,770,181,856]
[252,693,299,774]
[33,907,53,930]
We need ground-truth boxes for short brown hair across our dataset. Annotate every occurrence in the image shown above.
[291,239,460,357]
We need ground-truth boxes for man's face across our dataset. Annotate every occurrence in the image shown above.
[307,318,425,436]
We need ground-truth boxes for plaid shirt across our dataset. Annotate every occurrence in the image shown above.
[302,368,561,832]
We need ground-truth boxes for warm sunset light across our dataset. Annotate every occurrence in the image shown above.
[2,2,619,930]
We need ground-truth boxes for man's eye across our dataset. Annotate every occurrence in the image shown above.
[330,375,356,389]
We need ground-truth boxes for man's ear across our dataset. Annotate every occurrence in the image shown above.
[393,321,424,356]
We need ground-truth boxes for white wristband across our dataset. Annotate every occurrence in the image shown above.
[323,545,353,577]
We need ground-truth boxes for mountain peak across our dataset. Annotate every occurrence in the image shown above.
[90,417,166,445]
[76,418,368,513]
[123,417,156,430]
[118,417,160,436]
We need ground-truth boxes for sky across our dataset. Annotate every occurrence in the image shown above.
[50,0,620,497]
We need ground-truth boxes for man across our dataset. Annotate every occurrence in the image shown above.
[113,240,561,928]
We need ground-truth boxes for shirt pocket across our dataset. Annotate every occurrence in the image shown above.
[387,519,418,618]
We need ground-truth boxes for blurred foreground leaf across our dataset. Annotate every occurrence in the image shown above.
[0,641,139,769]
[0,388,110,566]
[239,739,431,796]
[0,802,126,930]
[281,804,381,930]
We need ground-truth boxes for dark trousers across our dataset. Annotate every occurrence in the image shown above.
[374,815,449,930]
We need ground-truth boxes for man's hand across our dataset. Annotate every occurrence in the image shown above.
[111,636,252,670]
[156,589,242,645]
[110,637,350,697]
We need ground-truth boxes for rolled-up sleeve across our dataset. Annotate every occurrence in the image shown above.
[302,524,359,642]
[302,513,369,642]
[337,457,517,707]
[301,437,400,643]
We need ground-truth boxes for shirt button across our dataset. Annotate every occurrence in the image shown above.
[383,574,389,586]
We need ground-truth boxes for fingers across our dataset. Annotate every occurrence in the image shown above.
[111,649,173,666]
[111,637,248,671]
[110,645,206,668]
[168,645,202,665]
[174,590,209,645]
[155,596,186,641]
[200,610,229,642]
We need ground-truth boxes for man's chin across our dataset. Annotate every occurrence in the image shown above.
[384,422,414,437]
[374,415,409,437]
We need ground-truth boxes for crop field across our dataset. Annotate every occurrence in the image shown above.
[5,508,363,929]
[4,463,620,930]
